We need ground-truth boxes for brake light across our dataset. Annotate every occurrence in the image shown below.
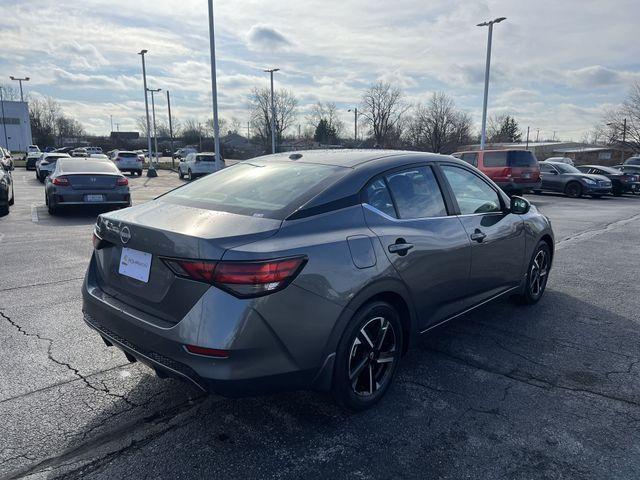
[162,256,307,298]
[184,344,229,358]
[53,176,70,186]
[116,176,128,186]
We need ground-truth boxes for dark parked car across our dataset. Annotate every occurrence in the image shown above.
[45,158,131,215]
[576,165,640,196]
[624,156,640,166]
[452,149,541,195]
[36,153,71,182]
[0,160,15,216]
[83,150,554,410]
[537,161,612,198]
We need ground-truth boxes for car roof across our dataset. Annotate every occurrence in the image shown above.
[250,149,450,169]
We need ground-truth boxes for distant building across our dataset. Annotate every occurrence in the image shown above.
[0,100,32,151]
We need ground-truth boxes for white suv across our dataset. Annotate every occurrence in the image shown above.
[86,146,103,155]
[178,152,224,180]
[113,150,143,176]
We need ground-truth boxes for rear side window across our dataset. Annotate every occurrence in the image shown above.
[461,153,478,167]
[119,152,138,158]
[482,151,507,167]
[365,178,396,218]
[385,166,447,219]
[197,155,216,162]
[508,151,537,167]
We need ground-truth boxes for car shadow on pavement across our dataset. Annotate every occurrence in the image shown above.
[39,287,640,479]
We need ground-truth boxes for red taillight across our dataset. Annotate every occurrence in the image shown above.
[184,344,229,358]
[53,176,70,186]
[116,176,128,186]
[162,256,307,298]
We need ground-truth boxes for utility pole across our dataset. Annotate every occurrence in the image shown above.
[535,129,540,143]
[147,88,161,163]
[348,108,360,145]
[525,126,530,150]
[138,49,156,177]
[621,118,627,163]
[9,76,29,102]
[247,121,250,139]
[110,114,113,133]
[207,0,222,164]
[0,87,8,149]
[477,17,506,151]
[264,68,280,154]
[167,90,175,169]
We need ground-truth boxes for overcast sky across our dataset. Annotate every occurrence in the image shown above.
[1,0,639,140]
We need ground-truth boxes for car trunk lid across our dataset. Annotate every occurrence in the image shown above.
[68,174,118,190]
[93,200,282,324]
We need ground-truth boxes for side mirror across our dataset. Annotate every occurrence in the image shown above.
[510,196,531,215]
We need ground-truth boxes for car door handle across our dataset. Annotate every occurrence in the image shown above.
[388,242,414,255]
[470,230,487,243]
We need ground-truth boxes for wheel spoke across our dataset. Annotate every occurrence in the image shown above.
[359,329,374,349]
[377,352,395,364]
[368,364,373,394]
[375,318,389,350]
[349,356,369,381]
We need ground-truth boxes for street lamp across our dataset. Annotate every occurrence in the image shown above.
[9,76,29,102]
[207,0,222,165]
[138,49,156,177]
[147,88,162,162]
[347,108,359,143]
[264,68,280,154]
[477,16,506,151]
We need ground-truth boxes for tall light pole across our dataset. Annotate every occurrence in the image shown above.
[9,76,29,102]
[138,49,156,177]
[0,87,8,149]
[208,0,222,164]
[348,108,359,142]
[264,68,279,154]
[166,90,175,169]
[477,16,506,151]
[147,88,161,162]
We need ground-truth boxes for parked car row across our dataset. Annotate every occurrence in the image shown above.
[453,149,640,199]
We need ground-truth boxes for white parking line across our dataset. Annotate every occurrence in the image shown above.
[31,203,39,223]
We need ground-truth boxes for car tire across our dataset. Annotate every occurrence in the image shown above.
[178,168,184,179]
[187,169,193,181]
[0,202,8,216]
[138,170,143,176]
[332,301,403,411]
[514,241,551,305]
[9,186,14,206]
[612,188,622,197]
[564,181,582,198]
[591,194,602,199]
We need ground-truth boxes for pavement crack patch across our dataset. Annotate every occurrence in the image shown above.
[0,309,138,408]
[426,347,640,410]
[556,213,640,250]
[0,276,84,293]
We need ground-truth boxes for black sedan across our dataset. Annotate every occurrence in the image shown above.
[537,161,612,198]
[577,165,640,196]
[44,158,131,215]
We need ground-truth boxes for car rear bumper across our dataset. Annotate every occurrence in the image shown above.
[496,179,542,192]
[81,255,324,396]
[50,192,130,206]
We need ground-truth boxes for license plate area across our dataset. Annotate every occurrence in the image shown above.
[85,194,105,202]
[118,247,152,283]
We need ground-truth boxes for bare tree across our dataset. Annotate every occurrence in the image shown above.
[405,92,473,153]
[594,82,640,152]
[0,84,20,101]
[360,82,408,147]
[306,102,344,138]
[249,87,298,150]
[29,97,84,146]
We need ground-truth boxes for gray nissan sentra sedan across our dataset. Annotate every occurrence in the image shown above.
[45,158,131,215]
[82,150,554,410]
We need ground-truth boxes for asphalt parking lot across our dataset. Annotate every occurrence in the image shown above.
[1,168,640,479]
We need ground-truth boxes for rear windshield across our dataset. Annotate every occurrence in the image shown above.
[118,152,138,158]
[483,151,537,167]
[197,155,216,162]
[626,157,640,165]
[162,162,347,219]
[59,160,119,173]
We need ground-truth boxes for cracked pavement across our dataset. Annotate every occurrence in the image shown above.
[1,171,639,479]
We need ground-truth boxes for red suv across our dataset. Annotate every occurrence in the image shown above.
[453,149,541,195]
